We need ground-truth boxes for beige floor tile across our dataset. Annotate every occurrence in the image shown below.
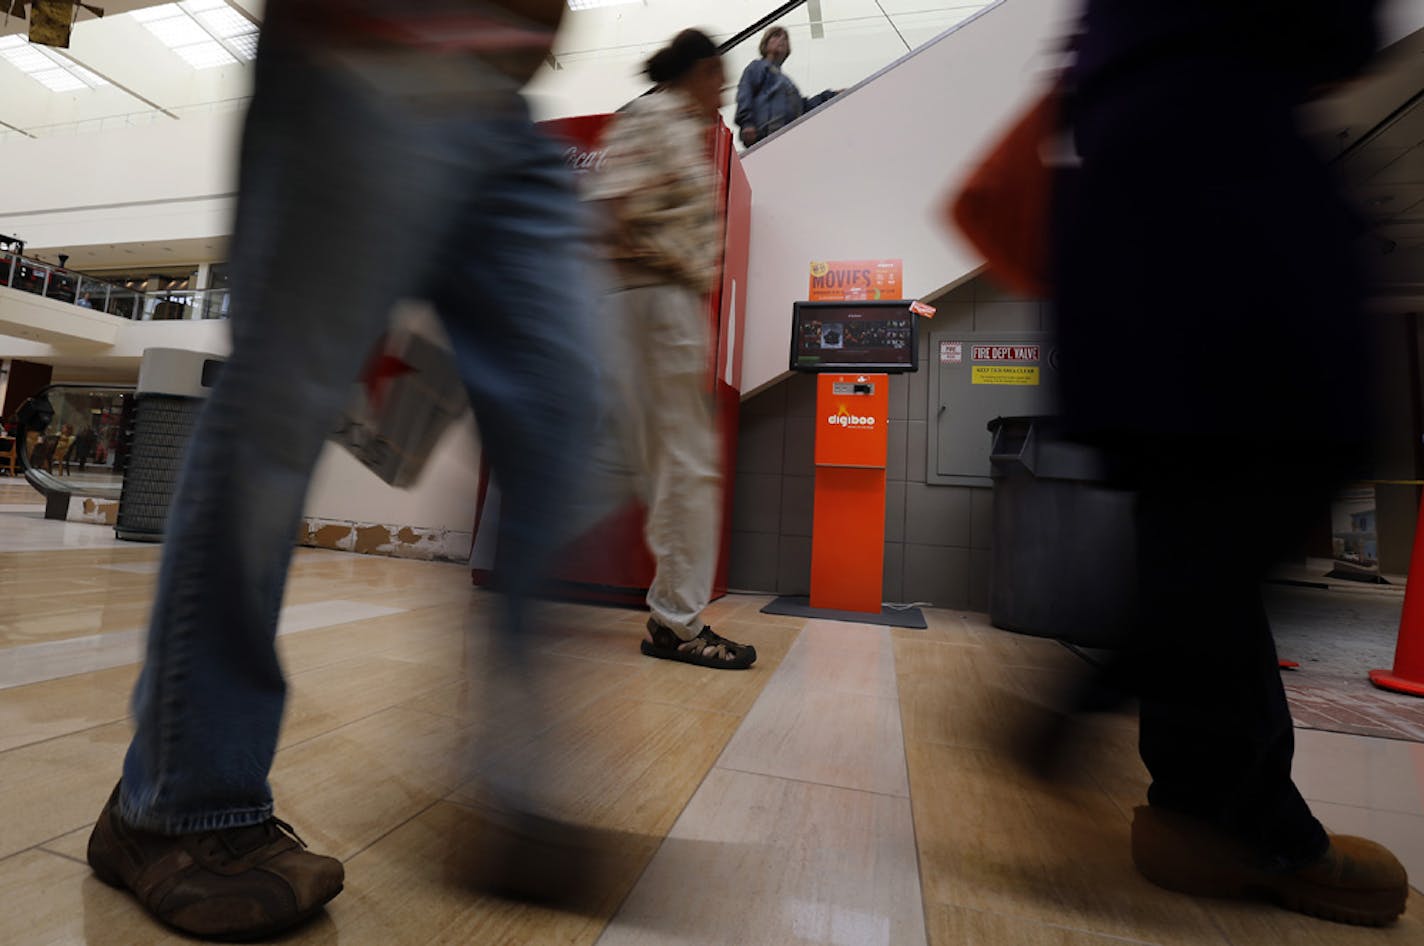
[614,619,801,718]
[977,629,1083,671]
[545,622,652,666]
[447,694,741,836]
[396,652,647,752]
[772,619,898,698]
[895,636,1137,786]
[906,739,1226,946]
[280,654,469,749]
[0,848,202,946]
[895,640,1034,751]
[897,609,996,647]
[297,800,637,946]
[598,767,927,946]
[275,605,471,675]
[716,680,909,797]
[0,663,135,752]
[1294,729,1424,817]
[269,706,474,861]
[928,902,1173,946]
[39,824,90,864]
[701,593,808,629]
[0,597,153,648]
[0,720,129,860]
[1201,893,1424,945]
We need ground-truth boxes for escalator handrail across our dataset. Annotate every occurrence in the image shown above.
[15,383,135,503]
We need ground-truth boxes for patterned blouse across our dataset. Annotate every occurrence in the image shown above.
[584,89,721,295]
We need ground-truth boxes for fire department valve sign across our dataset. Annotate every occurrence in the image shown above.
[970,343,1041,385]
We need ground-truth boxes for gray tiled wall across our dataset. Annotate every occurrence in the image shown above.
[729,279,1424,603]
[728,278,1045,610]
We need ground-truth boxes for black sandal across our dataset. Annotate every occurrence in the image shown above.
[640,619,757,670]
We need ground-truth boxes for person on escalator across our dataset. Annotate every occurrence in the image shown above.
[735,25,839,148]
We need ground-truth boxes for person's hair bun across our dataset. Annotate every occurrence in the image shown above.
[645,29,718,84]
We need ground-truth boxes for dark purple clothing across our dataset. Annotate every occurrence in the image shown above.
[1051,0,1382,863]
[1056,0,1379,444]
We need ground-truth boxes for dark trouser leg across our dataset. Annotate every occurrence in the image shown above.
[1132,441,1336,863]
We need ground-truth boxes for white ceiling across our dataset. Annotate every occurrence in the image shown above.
[0,1,994,138]
[1,0,1417,296]
[1308,23,1424,301]
[26,234,228,271]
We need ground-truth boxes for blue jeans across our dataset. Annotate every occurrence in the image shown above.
[120,39,596,833]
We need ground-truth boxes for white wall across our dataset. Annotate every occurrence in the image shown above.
[738,0,1073,396]
[304,421,482,533]
[302,303,483,533]
[0,110,239,250]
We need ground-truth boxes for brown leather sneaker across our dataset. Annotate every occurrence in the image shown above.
[1132,804,1408,926]
[86,783,344,941]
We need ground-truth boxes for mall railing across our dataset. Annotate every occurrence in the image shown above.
[12,383,134,519]
[0,250,229,321]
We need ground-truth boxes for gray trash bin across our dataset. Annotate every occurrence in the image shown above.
[987,416,1135,648]
[115,348,224,541]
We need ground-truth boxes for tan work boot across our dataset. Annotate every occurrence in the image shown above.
[87,783,344,941]
[1132,804,1408,926]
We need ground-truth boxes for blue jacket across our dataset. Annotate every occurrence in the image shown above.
[734,59,835,146]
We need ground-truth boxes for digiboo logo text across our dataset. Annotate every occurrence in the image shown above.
[827,406,876,429]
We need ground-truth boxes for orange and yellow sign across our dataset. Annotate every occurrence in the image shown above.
[808,259,903,302]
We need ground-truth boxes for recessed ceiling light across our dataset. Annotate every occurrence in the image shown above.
[566,0,641,9]
[174,41,237,68]
[0,37,108,91]
[131,1,258,67]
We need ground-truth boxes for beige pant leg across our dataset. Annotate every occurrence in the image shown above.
[608,284,721,641]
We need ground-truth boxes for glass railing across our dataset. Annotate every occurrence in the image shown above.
[12,384,135,502]
[0,251,229,321]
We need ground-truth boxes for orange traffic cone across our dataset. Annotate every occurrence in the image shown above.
[1369,491,1424,696]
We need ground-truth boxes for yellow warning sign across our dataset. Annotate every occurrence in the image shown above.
[972,366,1040,386]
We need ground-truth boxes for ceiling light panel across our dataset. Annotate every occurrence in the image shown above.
[174,41,238,68]
[146,17,211,47]
[32,69,87,92]
[567,0,642,10]
[130,3,186,23]
[0,37,109,90]
[131,1,257,68]
[5,47,56,72]
[227,33,259,60]
[190,7,254,39]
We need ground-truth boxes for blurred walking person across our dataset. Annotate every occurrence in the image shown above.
[84,1,602,939]
[1050,0,1407,926]
[584,29,758,670]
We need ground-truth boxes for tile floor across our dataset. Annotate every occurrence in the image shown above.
[0,499,1421,945]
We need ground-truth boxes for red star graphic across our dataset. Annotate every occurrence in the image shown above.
[362,352,414,413]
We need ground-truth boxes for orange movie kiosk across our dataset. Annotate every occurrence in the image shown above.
[784,298,922,621]
[810,373,889,612]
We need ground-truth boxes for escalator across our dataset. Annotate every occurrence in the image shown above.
[14,384,134,521]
